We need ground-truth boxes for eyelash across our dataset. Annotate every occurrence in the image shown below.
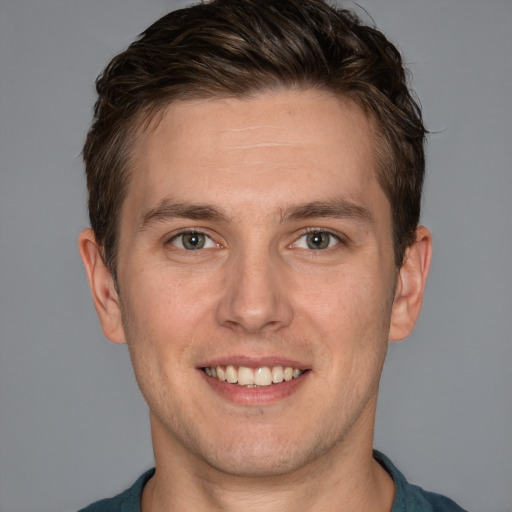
[166,228,344,252]
[291,229,343,251]
[167,229,220,251]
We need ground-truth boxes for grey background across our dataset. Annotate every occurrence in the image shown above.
[0,0,510,511]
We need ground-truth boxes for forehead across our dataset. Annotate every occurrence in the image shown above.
[126,89,387,223]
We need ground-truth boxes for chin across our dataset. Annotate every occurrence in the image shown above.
[203,443,310,478]
[187,424,336,479]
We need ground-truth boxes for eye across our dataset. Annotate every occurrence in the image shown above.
[293,231,340,250]
[169,231,218,250]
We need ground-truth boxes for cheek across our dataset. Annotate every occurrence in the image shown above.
[296,264,391,328]
[119,289,191,428]
[119,278,181,367]
[295,265,393,375]
[119,267,222,376]
[125,263,214,323]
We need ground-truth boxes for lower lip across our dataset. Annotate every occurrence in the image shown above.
[199,370,309,405]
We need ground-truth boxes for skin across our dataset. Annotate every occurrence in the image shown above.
[79,89,432,512]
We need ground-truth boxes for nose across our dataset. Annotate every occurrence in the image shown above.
[215,248,294,334]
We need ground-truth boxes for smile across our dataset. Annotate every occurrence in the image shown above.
[202,365,305,387]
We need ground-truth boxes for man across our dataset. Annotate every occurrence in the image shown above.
[77,0,466,510]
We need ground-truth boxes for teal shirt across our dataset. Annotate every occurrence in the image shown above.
[79,451,467,511]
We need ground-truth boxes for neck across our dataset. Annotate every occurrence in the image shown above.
[142,416,394,512]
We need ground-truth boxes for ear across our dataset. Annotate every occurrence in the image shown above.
[389,226,432,342]
[78,228,126,344]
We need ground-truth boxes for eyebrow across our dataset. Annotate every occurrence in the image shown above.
[282,197,374,225]
[138,200,230,231]
[137,196,373,232]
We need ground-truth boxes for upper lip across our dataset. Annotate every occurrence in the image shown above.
[197,355,310,370]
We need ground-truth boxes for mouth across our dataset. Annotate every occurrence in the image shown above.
[202,365,306,387]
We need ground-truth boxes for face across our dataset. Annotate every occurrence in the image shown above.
[88,90,413,477]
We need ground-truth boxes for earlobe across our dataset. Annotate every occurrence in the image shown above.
[389,226,432,342]
[78,228,126,344]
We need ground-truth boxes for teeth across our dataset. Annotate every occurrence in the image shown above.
[283,367,293,381]
[225,365,237,384]
[204,365,305,387]
[254,367,272,386]
[272,366,284,383]
[238,366,254,386]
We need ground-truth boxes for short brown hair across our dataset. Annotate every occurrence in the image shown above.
[83,0,426,279]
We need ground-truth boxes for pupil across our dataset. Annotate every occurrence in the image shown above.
[184,233,205,250]
[307,232,329,250]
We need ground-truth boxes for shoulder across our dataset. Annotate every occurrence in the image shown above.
[374,451,468,512]
[77,469,155,512]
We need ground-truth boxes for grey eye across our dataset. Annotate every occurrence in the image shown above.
[292,231,340,251]
[169,231,218,251]
[182,232,205,250]
[172,232,209,250]
[306,231,332,250]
